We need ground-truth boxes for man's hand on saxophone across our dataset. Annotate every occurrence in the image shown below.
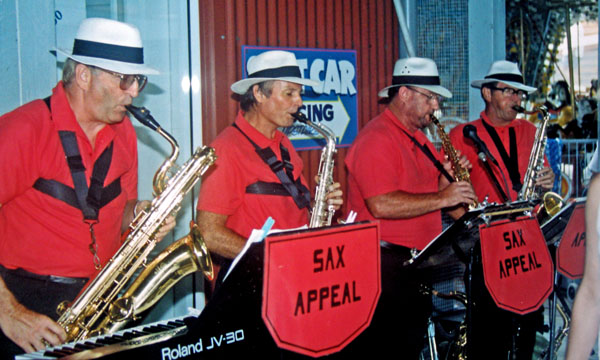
[535,167,555,190]
[133,200,177,243]
[439,150,478,218]
[315,176,344,212]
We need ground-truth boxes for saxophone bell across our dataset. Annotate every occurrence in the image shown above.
[516,105,565,221]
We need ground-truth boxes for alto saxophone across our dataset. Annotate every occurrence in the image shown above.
[514,105,563,217]
[292,111,337,227]
[431,114,478,210]
[55,105,216,342]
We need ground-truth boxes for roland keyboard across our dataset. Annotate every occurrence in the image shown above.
[15,314,196,359]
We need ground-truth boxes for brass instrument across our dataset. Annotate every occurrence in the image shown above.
[420,284,468,360]
[514,105,563,217]
[56,105,216,342]
[292,111,337,227]
[431,114,478,210]
[539,301,570,360]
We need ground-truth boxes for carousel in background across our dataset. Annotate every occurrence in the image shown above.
[506,0,598,202]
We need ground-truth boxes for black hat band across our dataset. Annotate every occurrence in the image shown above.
[72,39,144,64]
[248,65,302,79]
[485,73,524,84]
[392,75,440,86]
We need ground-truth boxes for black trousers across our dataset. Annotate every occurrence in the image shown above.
[345,243,432,359]
[0,265,87,359]
[468,250,544,360]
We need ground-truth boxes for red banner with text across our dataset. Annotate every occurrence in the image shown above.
[262,222,380,358]
[479,216,553,315]
[557,203,586,279]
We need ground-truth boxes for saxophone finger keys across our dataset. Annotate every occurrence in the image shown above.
[325,182,344,210]
[535,167,555,190]
[154,214,177,243]
[443,153,472,179]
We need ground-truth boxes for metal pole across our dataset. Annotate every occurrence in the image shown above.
[577,21,581,97]
[393,0,415,57]
[520,7,525,75]
[564,5,577,121]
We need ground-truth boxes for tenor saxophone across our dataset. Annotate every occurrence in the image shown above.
[55,105,216,342]
[431,114,478,210]
[514,105,563,217]
[292,111,337,227]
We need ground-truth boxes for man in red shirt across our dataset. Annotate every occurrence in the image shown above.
[0,18,174,356]
[345,57,477,358]
[448,60,554,359]
[449,60,554,205]
[196,50,343,288]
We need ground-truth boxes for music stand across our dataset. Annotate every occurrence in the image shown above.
[540,197,586,359]
[404,201,536,359]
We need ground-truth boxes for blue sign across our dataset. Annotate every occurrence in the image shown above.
[241,46,358,151]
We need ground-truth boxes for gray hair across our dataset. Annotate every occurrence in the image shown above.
[62,58,97,87]
[239,80,275,112]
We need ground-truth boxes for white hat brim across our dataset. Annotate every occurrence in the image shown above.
[471,79,537,93]
[231,77,320,94]
[378,84,452,99]
[56,48,159,75]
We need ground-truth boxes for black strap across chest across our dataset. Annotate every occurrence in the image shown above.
[481,120,522,193]
[33,97,121,221]
[232,123,310,209]
[401,129,454,183]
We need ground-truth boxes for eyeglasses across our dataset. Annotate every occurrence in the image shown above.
[407,87,442,104]
[487,86,527,99]
[91,66,148,92]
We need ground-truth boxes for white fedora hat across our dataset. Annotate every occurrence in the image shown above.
[56,18,158,75]
[471,60,536,93]
[378,57,452,98]
[231,50,319,94]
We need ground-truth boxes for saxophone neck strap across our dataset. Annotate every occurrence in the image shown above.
[232,123,310,209]
[481,119,522,193]
[401,129,454,183]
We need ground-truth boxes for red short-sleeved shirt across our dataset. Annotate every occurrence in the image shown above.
[345,108,443,250]
[0,82,138,278]
[449,112,543,204]
[197,111,309,239]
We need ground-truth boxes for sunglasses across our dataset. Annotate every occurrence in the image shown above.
[91,66,148,92]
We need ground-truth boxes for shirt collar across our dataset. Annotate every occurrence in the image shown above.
[235,110,285,148]
[51,82,117,146]
[383,108,429,144]
[480,110,516,130]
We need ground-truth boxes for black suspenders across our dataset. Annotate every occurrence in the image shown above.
[33,96,122,268]
[481,120,522,193]
[233,123,311,210]
[34,97,122,216]
[401,128,454,182]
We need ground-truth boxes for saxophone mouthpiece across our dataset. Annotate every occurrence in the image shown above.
[512,105,526,113]
[291,111,309,124]
[513,105,545,115]
[126,105,160,131]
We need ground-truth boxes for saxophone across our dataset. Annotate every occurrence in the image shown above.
[514,105,563,217]
[292,111,337,227]
[55,105,216,342]
[431,114,479,210]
